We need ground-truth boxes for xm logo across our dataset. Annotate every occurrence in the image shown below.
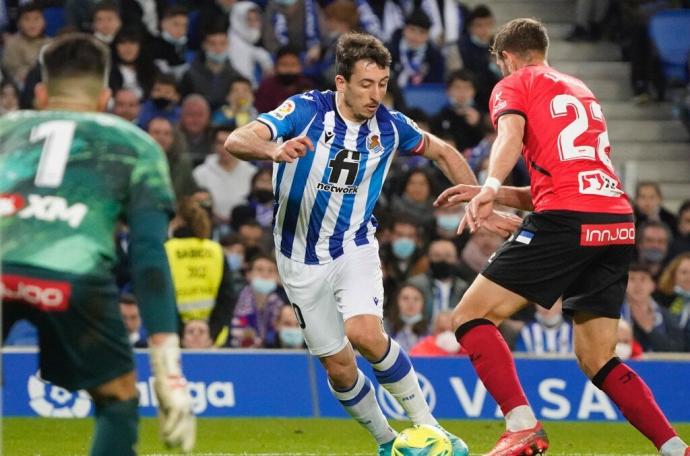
[377,372,436,419]
[0,193,88,228]
[28,371,92,418]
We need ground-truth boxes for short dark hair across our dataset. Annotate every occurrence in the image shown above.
[446,69,476,88]
[629,263,653,276]
[248,253,276,270]
[638,220,671,243]
[153,72,178,90]
[212,123,234,138]
[491,18,549,59]
[405,9,431,30]
[40,33,110,86]
[468,5,493,25]
[18,2,43,19]
[276,46,301,62]
[92,0,120,18]
[162,5,188,19]
[231,76,252,89]
[679,199,690,216]
[635,181,662,199]
[335,32,392,81]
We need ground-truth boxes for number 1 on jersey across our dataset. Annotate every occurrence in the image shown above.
[31,120,77,188]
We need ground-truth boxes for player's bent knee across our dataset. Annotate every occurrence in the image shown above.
[321,356,357,388]
[89,370,138,402]
[574,349,615,379]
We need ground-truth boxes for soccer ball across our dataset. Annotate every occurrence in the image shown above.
[392,424,453,456]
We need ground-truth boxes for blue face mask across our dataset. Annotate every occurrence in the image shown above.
[225,253,243,272]
[206,50,227,64]
[392,237,416,260]
[250,277,277,295]
[162,30,187,46]
[279,327,304,348]
[437,214,461,233]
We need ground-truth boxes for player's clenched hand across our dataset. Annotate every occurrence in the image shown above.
[150,334,196,453]
[272,136,314,163]
[480,210,523,238]
[434,184,481,208]
[460,186,496,233]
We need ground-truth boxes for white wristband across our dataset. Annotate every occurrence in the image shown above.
[483,176,501,194]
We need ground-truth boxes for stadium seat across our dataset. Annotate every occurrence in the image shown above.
[649,9,690,83]
[42,6,65,37]
[402,83,448,116]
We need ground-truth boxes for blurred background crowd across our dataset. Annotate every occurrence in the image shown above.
[1,0,689,357]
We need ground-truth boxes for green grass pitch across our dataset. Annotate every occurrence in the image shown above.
[3,418,690,455]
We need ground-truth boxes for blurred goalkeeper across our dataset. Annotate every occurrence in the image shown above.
[0,34,195,455]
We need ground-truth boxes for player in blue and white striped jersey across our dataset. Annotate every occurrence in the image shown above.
[226,32,519,455]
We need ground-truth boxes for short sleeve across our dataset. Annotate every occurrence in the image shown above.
[489,75,528,128]
[390,110,425,155]
[257,93,318,141]
[127,133,176,217]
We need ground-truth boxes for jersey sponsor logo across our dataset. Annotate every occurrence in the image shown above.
[578,170,624,198]
[1,274,72,311]
[0,193,26,216]
[10,194,89,228]
[580,222,635,246]
[268,100,296,120]
[318,149,361,194]
[366,134,384,154]
[493,90,507,112]
[27,371,92,418]
[377,372,436,419]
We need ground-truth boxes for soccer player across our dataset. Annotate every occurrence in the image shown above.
[0,34,195,455]
[224,32,520,455]
[436,18,689,456]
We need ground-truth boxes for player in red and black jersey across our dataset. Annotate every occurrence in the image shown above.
[436,18,689,456]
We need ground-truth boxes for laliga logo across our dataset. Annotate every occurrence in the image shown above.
[377,372,436,419]
[28,371,92,418]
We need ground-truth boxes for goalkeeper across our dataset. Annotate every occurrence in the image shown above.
[0,34,195,454]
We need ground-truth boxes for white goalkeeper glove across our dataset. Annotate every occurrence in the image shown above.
[150,334,196,453]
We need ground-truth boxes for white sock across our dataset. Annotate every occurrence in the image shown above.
[660,436,688,456]
[329,369,397,444]
[371,338,438,426]
[505,405,538,432]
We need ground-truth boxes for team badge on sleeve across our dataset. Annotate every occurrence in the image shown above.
[268,100,296,120]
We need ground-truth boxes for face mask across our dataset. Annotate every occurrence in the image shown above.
[152,97,173,110]
[242,28,261,45]
[535,312,564,328]
[162,30,188,46]
[276,73,299,85]
[254,189,274,204]
[400,313,423,326]
[392,238,416,260]
[225,253,243,272]
[94,32,115,44]
[470,34,490,47]
[275,0,297,6]
[435,330,461,353]
[640,247,665,264]
[674,286,690,300]
[437,214,460,233]
[615,342,632,360]
[429,261,454,280]
[250,277,277,295]
[451,98,474,110]
[279,327,304,348]
[206,50,227,64]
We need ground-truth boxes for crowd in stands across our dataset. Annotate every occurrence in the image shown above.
[1,0,689,357]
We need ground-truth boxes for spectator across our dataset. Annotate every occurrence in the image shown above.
[389,9,444,87]
[636,220,672,279]
[166,197,235,330]
[381,216,428,299]
[220,233,249,297]
[356,0,405,43]
[657,253,690,350]
[409,311,466,356]
[271,304,305,349]
[2,3,49,86]
[254,46,315,113]
[180,25,241,110]
[565,0,609,42]
[634,182,678,236]
[91,0,121,44]
[193,124,257,223]
[431,70,486,151]
[228,2,273,87]
[457,5,500,108]
[151,5,189,78]
[622,263,684,352]
[111,87,141,123]
[384,284,430,352]
[147,116,198,198]
[138,73,181,128]
[196,1,232,49]
[182,319,214,349]
[230,168,274,230]
[460,227,503,279]
[616,319,644,360]
[389,168,436,232]
[180,94,213,164]
[670,200,690,258]
[0,79,20,115]
[119,293,147,348]
[109,27,157,100]
[230,254,286,348]
[408,239,470,323]
[236,219,272,255]
[513,301,574,355]
[432,204,472,265]
[262,0,321,62]
[212,76,258,128]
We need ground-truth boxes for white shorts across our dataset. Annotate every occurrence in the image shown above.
[276,242,384,357]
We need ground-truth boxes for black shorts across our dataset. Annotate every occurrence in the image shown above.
[2,263,134,391]
[482,211,635,318]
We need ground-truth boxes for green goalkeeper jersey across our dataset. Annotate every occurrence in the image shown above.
[0,110,175,279]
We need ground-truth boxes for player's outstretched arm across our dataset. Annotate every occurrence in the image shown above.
[435,184,534,211]
[422,132,478,186]
[224,121,314,163]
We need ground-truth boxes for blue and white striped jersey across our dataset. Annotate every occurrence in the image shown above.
[257,90,425,265]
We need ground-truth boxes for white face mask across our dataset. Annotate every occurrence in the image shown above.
[400,313,423,326]
[435,331,460,353]
[536,312,563,328]
[615,342,633,360]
